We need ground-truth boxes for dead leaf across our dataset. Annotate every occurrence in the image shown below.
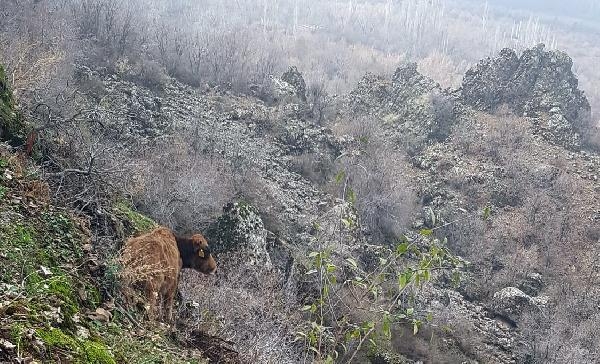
[0,338,16,350]
[87,307,112,322]
[39,266,52,277]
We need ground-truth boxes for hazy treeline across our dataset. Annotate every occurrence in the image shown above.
[481,0,600,21]
[2,0,598,114]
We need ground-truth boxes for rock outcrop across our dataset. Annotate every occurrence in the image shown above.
[490,287,548,325]
[206,202,271,267]
[281,66,307,102]
[461,44,592,148]
[347,63,456,148]
[264,66,308,105]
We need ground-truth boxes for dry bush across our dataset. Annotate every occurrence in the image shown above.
[332,114,381,141]
[484,113,531,162]
[128,135,236,233]
[177,251,304,363]
[289,152,335,186]
[307,79,329,123]
[0,1,76,111]
[519,276,600,363]
[390,322,474,363]
[582,125,600,151]
[336,149,417,241]
[134,59,170,90]
[331,115,417,241]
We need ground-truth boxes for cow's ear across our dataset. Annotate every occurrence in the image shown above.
[197,249,205,258]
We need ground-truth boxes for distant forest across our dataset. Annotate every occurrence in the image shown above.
[467,0,600,23]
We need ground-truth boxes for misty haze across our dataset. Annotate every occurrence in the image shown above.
[1,1,599,363]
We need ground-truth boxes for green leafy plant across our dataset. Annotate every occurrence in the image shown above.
[296,233,466,363]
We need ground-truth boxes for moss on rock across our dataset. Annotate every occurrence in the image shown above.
[0,65,28,144]
[205,202,271,266]
[113,200,157,236]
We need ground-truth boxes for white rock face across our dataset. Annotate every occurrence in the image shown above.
[491,287,547,323]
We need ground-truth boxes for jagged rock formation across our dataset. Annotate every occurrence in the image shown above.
[490,287,548,325]
[281,66,307,102]
[347,63,455,150]
[263,67,308,106]
[461,44,592,148]
[341,45,599,363]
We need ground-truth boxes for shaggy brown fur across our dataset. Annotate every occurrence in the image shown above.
[120,227,217,321]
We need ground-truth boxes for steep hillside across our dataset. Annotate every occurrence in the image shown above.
[1,43,599,363]
[338,44,599,362]
[0,145,219,362]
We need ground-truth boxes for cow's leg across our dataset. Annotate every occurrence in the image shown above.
[164,296,173,323]
[145,284,159,321]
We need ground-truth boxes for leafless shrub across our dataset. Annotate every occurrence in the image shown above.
[135,59,169,90]
[307,79,329,123]
[430,91,456,141]
[289,152,334,186]
[73,0,142,57]
[129,135,236,233]
[334,139,417,241]
[332,114,380,141]
[178,251,304,363]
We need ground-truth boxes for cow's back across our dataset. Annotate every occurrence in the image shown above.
[121,227,182,320]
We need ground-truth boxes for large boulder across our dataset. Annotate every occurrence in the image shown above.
[261,66,308,106]
[461,44,591,148]
[205,202,271,267]
[490,287,547,324]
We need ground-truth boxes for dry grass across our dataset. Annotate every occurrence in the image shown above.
[177,251,304,364]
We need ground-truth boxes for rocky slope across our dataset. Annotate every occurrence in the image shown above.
[2,43,599,363]
[342,44,598,362]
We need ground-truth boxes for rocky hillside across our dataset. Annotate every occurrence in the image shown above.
[1,43,599,363]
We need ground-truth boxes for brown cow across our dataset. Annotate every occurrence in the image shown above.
[120,227,217,321]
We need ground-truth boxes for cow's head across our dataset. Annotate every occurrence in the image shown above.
[188,234,217,274]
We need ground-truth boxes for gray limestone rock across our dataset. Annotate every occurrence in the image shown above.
[206,202,271,267]
[281,66,307,102]
[491,287,547,324]
[461,44,591,149]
